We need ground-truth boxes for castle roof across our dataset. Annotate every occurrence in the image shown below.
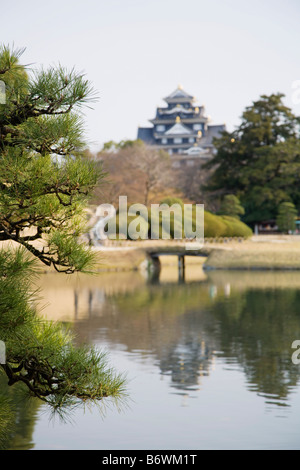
[137,127,156,144]
[199,124,226,146]
[161,104,194,115]
[165,120,192,135]
[164,85,194,103]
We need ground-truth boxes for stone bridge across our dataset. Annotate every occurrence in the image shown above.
[145,245,211,281]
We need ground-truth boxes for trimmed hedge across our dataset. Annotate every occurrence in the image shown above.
[219,215,253,238]
[104,205,252,240]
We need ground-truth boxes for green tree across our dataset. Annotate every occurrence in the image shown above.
[276,201,298,233]
[0,46,125,414]
[0,46,104,272]
[205,93,300,224]
[219,194,245,219]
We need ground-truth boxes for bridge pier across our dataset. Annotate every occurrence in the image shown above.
[146,255,161,282]
[146,247,206,283]
[178,255,185,282]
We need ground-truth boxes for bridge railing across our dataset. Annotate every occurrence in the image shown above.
[93,237,247,248]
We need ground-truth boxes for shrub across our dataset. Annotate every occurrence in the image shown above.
[220,215,253,237]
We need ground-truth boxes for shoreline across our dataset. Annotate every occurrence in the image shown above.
[3,235,300,273]
[94,235,300,272]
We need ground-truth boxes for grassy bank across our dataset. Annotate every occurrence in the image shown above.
[97,236,300,271]
[3,235,300,272]
[203,236,300,270]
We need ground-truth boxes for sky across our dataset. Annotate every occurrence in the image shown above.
[1,0,300,151]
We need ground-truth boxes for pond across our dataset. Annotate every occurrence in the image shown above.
[3,263,300,450]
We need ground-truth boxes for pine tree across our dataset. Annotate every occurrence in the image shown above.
[219,195,245,220]
[276,202,297,233]
[205,93,300,224]
[0,45,104,272]
[0,46,126,414]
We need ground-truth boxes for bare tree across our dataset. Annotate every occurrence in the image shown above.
[94,141,173,206]
[126,144,172,206]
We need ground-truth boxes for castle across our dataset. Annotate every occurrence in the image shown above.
[137,85,225,167]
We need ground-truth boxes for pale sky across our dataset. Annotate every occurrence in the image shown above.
[1,0,300,151]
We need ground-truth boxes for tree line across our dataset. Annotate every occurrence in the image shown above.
[93,92,300,233]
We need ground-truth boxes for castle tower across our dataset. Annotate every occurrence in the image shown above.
[137,85,225,166]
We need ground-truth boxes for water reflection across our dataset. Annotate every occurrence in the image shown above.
[38,268,300,408]
[0,376,40,450]
[4,266,300,449]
